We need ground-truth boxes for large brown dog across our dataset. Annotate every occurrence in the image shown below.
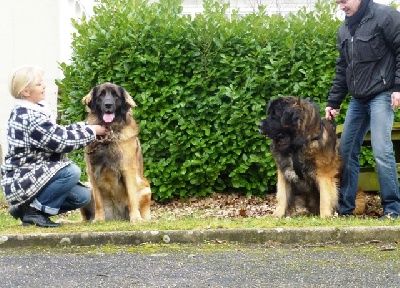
[258,96,341,218]
[81,82,151,222]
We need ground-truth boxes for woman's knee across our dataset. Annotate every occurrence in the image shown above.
[62,163,81,183]
[69,185,91,208]
[80,188,92,207]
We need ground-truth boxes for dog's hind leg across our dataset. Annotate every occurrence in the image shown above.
[317,176,338,218]
[139,191,151,220]
[138,178,152,220]
[273,169,291,218]
[136,140,152,220]
[79,182,95,221]
[80,196,95,221]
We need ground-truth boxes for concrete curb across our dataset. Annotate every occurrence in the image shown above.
[1,226,400,248]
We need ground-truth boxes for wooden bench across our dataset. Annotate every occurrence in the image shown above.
[336,122,400,191]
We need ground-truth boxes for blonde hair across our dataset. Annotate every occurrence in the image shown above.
[9,65,44,99]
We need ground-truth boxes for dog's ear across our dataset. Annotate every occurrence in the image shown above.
[266,97,278,115]
[120,86,137,115]
[82,90,92,105]
[82,88,93,112]
[83,86,98,112]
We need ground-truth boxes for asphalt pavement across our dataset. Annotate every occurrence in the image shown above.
[1,243,400,288]
[1,226,400,287]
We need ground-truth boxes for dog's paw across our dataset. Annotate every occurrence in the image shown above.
[272,209,286,218]
[140,211,151,221]
[140,215,151,221]
[319,212,333,219]
[130,216,144,223]
[54,219,80,224]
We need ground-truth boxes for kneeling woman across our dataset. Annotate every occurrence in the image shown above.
[1,65,106,227]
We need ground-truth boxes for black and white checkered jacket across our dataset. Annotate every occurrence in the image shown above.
[1,100,96,206]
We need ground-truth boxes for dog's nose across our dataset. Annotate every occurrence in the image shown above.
[105,103,112,109]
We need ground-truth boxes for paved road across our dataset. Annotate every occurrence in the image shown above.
[1,243,399,288]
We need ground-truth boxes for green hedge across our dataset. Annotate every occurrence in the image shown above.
[57,0,373,202]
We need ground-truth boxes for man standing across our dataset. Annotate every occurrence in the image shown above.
[325,0,400,219]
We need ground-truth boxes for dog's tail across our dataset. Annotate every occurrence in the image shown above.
[353,187,367,215]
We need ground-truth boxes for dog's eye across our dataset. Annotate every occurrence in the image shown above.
[276,133,285,139]
[98,91,106,98]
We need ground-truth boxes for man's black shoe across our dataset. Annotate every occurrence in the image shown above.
[22,207,60,228]
[379,213,399,221]
[9,204,28,221]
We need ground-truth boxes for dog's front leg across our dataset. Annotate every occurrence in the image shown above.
[92,185,106,222]
[272,169,290,218]
[317,176,338,219]
[121,169,143,223]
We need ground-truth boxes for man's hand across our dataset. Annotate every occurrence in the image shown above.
[325,107,340,121]
[391,92,400,109]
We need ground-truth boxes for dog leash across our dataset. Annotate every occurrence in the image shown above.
[329,112,337,131]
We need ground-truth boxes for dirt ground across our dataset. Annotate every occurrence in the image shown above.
[1,191,383,219]
[151,191,384,219]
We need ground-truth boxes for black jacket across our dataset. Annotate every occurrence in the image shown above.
[327,1,400,109]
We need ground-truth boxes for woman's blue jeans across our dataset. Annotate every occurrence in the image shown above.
[339,92,400,215]
[31,163,91,215]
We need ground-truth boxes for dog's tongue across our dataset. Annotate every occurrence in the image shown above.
[103,113,115,123]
